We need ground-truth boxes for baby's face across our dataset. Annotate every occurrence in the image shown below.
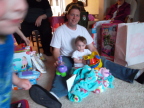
[0,0,27,35]
[76,41,86,52]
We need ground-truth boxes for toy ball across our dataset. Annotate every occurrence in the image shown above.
[57,65,67,73]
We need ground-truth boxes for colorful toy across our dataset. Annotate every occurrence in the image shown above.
[17,71,40,80]
[14,43,30,53]
[83,51,102,68]
[56,56,68,77]
[12,71,41,90]
[99,68,110,78]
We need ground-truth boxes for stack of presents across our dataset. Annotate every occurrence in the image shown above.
[89,20,144,67]
[12,43,46,90]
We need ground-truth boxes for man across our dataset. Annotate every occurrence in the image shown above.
[29,5,144,108]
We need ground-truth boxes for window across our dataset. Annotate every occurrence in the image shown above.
[48,0,66,16]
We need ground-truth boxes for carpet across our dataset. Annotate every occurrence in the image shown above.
[11,56,144,108]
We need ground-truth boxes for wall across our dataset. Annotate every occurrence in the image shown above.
[84,0,99,14]
[65,0,144,21]
[65,0,99,14]
[135,0,144,22]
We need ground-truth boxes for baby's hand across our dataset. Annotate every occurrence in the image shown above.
[82,59,86,65]
[15,79,32,90]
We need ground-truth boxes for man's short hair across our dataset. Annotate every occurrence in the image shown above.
[67,4,81,14]
[75,36,87,44]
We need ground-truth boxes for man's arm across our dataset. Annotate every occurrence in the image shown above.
[87,43,98,53]
[52,47,61,61]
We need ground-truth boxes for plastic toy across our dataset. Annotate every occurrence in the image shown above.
[12,71,41,90]
[83,51,102,68]
[17,71,40,80]
[56,56,67,77]
[14,43,30,53]
[10,99,29,108]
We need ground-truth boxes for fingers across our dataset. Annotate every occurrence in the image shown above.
[54,61,59,67]
[35,17,42,27]
[25,38,30,46]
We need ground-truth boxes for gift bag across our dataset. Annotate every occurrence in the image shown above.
[101,23,119,61]
[114,22,144,66]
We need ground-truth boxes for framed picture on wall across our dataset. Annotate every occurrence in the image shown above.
[78,0,87,7]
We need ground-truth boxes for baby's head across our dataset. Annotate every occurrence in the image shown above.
[0,0,27,35]
[75,36,87,52]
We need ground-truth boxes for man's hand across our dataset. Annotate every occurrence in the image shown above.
[110,18,114,23]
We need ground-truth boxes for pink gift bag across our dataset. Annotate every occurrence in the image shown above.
[114,22,144,66]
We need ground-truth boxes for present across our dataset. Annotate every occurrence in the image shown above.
[114,22,144,66]
[13,52,33,73]
[101,23,119,61]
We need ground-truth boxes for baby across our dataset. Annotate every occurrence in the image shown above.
[72,36,92,68]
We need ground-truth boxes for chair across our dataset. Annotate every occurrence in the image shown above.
[78,11,89,28]
[125,0,137,22]
[31,30,42,54]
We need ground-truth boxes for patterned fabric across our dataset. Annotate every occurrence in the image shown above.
[0,35,14,108]
[68,65,114,102]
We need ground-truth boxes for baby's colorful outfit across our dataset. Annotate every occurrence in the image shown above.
[0,35,14,108]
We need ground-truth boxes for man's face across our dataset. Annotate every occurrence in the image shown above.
[0,0,27,35]
[67,9,80,27]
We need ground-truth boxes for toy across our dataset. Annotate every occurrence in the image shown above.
[56,56,68,77]
[10,99,29,108]
[83,51,102,68]
[17,71,40,79]
[12,71,41,90]
[99,68,110,78]
[14,43,30,53]
[13,52,32,72]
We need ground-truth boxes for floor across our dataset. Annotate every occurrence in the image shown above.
[11,39,144,108]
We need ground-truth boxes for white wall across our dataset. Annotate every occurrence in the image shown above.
[84,0,99,14]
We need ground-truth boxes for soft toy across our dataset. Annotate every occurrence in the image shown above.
[99,68,110,78]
